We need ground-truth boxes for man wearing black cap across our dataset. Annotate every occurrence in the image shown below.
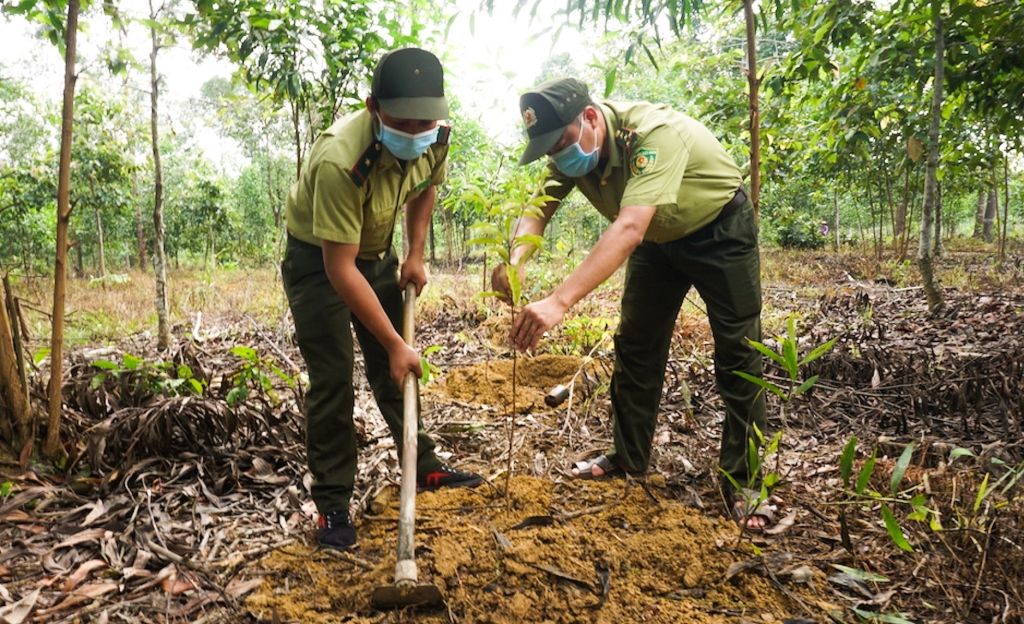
[495,77,771,531]
[282,48,482,551]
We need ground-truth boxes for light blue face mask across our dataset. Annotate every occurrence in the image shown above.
[376,116,438,160]
[550,119,599,177]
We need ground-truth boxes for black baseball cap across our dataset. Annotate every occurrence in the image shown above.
[518,77,593,165]
[371,48,449,120]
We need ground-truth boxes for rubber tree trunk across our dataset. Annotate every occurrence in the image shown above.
[917,0,946,317]
[44,0,80,460]
[149,4,170,350]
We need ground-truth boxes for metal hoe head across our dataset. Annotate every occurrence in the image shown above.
[369,580,443,609]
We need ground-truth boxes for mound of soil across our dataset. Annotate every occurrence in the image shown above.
[427,354,605,411]
[246,476,823,623]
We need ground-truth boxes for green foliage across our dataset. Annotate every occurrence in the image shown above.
[465,167,554,307]
[91,353,204,398]
[726,315,837,532]
[419,345,443,385]
[226,345,295,408]
[553,314,614,356]
[767,207,827,250]
[736,315,837,405]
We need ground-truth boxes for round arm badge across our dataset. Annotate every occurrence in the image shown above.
[630,147,658,176]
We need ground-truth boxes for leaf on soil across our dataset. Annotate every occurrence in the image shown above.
[61,559,107,592]
[0,588,40,624]
[530,564,596,593]
[764,509,797,535]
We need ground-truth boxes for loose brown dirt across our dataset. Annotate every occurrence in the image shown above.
[247,475,823,623]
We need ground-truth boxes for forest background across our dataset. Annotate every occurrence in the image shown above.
[0,0,1023,622]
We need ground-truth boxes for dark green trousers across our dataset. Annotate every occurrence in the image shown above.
[604,200,767,490]
[281,236,440,515]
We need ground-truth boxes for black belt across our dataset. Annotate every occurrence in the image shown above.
[714,186,747,224]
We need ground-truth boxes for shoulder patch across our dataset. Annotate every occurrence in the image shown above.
[349,141,383,186]
[614,126,637,155]
[435,124,451,146]
[630,147,658,177]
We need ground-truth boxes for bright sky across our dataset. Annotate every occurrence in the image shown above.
[0,3,593,164]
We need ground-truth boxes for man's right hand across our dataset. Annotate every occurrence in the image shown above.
[387,342,423,386]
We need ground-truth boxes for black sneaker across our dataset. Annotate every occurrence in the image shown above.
[317,510,357,551]
[417,464,484,492]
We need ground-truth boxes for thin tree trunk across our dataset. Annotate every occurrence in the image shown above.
[933,181,943,257]
[983,185,997,243]
[133,168,147,270]
[917,0,946,316]
[0,274,30,450]
[44,0,80,460]
[743,0,761,217]
[832,186,840,251]
[95,207,106,277]
[973,190,986,238]
[149,5,170,350]
[1000,151,1009,261]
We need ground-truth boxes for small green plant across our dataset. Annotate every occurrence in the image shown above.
[725,314,837,534]
[735,315,838,428]
[945,448,1024,530]
[555,314,614,356]
[419,345,444,385]
[466,166,553,500]
[226,345,295,407]
[839,439,933,553]
[91,353,204,398]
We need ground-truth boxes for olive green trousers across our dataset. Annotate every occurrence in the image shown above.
[604,200,768,490]
[281,236,440,515]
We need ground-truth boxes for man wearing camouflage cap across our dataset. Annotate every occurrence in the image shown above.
[282,48,482,551]
[494,77,771,531]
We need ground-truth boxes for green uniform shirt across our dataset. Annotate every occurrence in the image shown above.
[544,101,742,243]
[285,109,448,260]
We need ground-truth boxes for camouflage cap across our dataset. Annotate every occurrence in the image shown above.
[517,77,592,165]
[371,48,449,120]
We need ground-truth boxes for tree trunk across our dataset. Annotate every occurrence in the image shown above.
[917,0,946,317]
[832,186,840,251]
[973,190,986,238]
[0,275,31,451]
[428,215,436,264]
[743,0,761,217]
[149,5,170,350]
[933,181,943,257]
[44,0,80,460]
[95,207,106,277]
[133,168,147,270]
[1000,151,1009,261]
[982,186,997,243]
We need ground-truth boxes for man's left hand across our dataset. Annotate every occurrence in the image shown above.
[399,257,428,296]
[510,296,567,352]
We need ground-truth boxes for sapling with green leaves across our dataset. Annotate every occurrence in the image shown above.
[726,314,837,534]
[466,167,554,499]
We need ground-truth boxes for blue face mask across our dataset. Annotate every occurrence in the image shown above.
[376,116,438,160]
[550,120,599,177]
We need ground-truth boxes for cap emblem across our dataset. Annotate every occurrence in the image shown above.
[522,107,538,129]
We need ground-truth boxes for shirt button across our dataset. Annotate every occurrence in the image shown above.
[600,180,607,186]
